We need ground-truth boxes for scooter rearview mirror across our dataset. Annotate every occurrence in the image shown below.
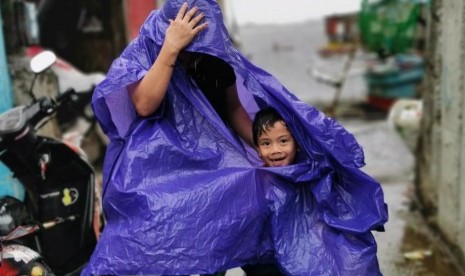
[27,50,57,102]
[30,50,57,74]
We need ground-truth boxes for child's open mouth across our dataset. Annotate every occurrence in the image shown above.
[271,157,285,162]
[270,156,287,166]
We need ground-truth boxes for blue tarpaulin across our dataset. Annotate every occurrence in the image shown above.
[0,9,25,201]
[84,0,388,275]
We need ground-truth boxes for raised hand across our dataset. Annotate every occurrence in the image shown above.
[165,2,208,53]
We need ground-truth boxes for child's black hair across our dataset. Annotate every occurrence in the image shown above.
[252,107,286,146]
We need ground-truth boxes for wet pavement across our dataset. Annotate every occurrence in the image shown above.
[227,20,465,276]
[346,120,464,276]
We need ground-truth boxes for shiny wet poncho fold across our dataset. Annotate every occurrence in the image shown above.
[84,0,388,275]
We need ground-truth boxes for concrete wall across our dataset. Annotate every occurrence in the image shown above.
[438,0,465,245]
[416,0,441,214]
[418,0,465,263]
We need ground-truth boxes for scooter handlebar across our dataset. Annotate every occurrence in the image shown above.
[55,88,76,105]
[27,89,76,131]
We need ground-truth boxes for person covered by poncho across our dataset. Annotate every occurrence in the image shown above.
[84,0,388,275]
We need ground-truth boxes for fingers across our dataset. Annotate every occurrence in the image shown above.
[175,2,198,22]
[176,4,208,35]
[175,2,188,21]
[175,3,204,26]
[193,22,208,34]
[184,5,199,21]
[188,12,205,27]
[166,3,208,50]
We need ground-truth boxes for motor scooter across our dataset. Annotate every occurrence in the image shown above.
[10,0,108,164]
[0,50,99,275]
[25,46,108,164]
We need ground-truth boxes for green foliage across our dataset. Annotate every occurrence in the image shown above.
[359,0,423,56]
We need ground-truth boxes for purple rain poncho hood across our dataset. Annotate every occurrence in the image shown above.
[84,0,388,275]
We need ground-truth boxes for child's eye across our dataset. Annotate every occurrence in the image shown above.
[280,139,288,144]
[260,141,270,146]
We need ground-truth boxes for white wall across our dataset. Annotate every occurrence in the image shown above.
[420,0,465,259]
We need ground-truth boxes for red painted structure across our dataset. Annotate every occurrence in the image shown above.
[125,0,157,42]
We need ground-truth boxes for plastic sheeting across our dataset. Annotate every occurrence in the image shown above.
[0,10,25,201]
[84,0,388,275]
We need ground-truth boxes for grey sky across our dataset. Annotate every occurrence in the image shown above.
[229,0,361,25]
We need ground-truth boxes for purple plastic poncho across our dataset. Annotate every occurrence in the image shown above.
[84,0,388,275]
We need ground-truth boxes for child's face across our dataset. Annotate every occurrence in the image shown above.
[256,120,297,167]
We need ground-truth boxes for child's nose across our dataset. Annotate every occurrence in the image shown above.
[271,144,282,153]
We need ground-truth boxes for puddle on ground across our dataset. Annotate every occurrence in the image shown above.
[396,219,464,276]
